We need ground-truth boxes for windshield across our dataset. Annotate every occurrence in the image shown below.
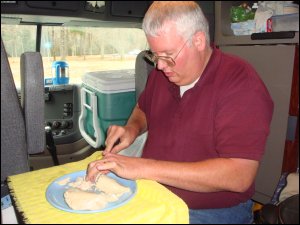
[1,24,148,88]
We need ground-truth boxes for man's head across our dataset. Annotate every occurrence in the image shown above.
[143,1,210,45]
[142,1,212,86]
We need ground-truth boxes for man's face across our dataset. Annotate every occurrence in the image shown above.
[146,23,199,86]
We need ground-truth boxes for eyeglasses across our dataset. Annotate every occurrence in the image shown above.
[144,37,191,67]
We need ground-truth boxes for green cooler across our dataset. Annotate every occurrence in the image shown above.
[79,70,136,148]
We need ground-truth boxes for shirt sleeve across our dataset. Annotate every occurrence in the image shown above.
[215,64,274,161]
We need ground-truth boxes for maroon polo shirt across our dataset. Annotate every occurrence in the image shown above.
[138,47,274,209]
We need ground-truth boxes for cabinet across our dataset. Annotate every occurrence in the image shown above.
[110,1,150,18]
[215,2,299,204]
[25,1,81,11]
[215,1,299,45]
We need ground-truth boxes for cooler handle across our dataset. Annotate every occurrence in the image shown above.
[79,87,103,148]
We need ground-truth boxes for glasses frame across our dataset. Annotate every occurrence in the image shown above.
[144,36,191,67]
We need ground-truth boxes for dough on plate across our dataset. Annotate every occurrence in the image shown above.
[64,188,115,210]
[63,174,131,210]
[67,177,94,191]
[95,175,131,197]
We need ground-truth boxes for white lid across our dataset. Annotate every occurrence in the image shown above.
[82,69,135,93]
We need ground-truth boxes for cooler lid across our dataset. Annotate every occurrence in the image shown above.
[82,69,135,93]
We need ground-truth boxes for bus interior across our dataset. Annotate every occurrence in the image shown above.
[1,1,298,224]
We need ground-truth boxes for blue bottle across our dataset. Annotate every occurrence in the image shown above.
[52,61,69,85]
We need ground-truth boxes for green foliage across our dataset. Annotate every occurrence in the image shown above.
[230,5,255,23]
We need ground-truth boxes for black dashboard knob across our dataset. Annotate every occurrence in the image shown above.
[52,121,61,129]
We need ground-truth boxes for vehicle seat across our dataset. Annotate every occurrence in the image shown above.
[1,37,45,195]
[117,50,154,157]
[20,51,45,156]
[135,50,154,101]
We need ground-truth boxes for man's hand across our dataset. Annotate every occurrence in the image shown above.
[103,125,136,155]
[85,153,144,182]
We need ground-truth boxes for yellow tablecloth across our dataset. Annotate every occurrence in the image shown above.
[7,151,189,224]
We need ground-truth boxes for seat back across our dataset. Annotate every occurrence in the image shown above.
[135,50,154,101]
[20,52,45,154]
[118,51,154,158]
[1,38,28,182]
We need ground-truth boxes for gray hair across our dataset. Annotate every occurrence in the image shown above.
[142,1,210,45]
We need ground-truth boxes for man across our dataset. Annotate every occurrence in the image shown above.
[86,2,274,223]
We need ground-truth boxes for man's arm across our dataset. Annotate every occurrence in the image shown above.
[125,104,148,137]
[103,104,147,154]
[88,153,259,193]
[142,157,259,193]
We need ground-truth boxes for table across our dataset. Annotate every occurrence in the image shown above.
[7,151,189,224]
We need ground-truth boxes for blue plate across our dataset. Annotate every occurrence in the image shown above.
[46,170,137,213]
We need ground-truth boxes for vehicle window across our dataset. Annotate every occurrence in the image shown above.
[1,24,148,88]
[1,24,37,88]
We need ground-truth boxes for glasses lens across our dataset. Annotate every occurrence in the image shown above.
[144,51,175,67]
[163,58,175,67]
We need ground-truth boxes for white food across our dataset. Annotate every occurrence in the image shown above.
[64,188,114,210]
[95,175,131,197]
[63,174,131,210]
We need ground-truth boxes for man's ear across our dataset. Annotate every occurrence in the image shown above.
[193,31,206,51]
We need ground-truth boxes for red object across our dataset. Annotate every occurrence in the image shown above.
[267,18,272,32]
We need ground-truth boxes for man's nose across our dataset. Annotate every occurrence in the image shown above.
[156,59,168,71]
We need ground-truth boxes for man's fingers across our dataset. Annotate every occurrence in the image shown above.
[96,161,116,171]
[104,126,122,154]
[86,163,101,182]
[86,159,117,181]
[111,140,128,153]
